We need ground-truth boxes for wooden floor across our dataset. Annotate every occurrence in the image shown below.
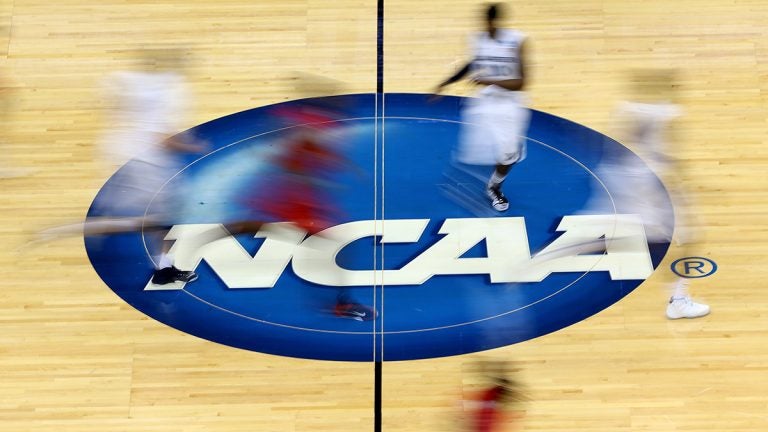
[2,1,767,431]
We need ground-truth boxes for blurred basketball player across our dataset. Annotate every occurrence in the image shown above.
[582,69,709,319]
[182,76,377,321]
[34,48,206,285]
[0,61,33,178]
[433,3,530,212]
[234,101,348,236]
[459,359,527,432]
[270,100,376,321]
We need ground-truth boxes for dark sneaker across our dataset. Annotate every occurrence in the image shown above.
[152,266,198,285]
[486,186,509,211]
[334,302,378,321]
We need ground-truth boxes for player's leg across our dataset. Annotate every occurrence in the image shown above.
[485,103,530,212]
[486,163,511,212]
[149,226,199,285]
[457,100,513,211]
[639,182,710,319]
[144,172,199,286]
[663,232,710,319]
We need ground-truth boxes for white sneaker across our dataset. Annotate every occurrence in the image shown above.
[666,296,710,319]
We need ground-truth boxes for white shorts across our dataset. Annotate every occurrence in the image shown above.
[583,160,677,243]
[455,94,531,166]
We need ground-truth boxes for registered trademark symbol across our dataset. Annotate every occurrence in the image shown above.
[670,257,718,278]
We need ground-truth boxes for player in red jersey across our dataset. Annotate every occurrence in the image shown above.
[459,360,527,432]
[193,96,377,321]
[467,377,525,432]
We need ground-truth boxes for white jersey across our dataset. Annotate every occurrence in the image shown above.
[580,101,684,243]
[101,70,189,168]
[455,29,530,166]
[469,29,526,98]
[96,70,191,217]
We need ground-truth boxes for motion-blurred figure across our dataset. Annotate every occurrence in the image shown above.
[584,69,709,319]
[35,48,206,285]
[434,3,531,213]
[460,359,527,432]
[181,74,377,321]
[0,60,33,178]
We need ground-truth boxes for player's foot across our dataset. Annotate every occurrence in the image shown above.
[334,302,378,321]
[666,296,710,319]
[486,186,509,212]
[152,266,198,285]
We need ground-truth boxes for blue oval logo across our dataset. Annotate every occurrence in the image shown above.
[86,93,672,361]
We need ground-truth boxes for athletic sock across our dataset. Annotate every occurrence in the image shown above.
[670,277,690,300]
[157,253,174,270]
[487,171,508,190]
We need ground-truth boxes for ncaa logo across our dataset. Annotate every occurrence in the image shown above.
[86,93,673,361]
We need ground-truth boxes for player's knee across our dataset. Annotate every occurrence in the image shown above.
[496,163,513,175]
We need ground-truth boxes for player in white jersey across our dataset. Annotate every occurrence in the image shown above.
[582,69,709,319]
[434,3,530,212]
[98,52,208,285]
[32,49,206,286]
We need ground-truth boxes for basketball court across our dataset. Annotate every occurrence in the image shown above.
[1,1,766,431]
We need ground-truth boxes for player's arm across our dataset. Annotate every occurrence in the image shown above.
[433,62,472,94]
[474,39,529,91]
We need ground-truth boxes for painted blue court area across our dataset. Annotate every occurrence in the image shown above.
[86,93,672,361]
